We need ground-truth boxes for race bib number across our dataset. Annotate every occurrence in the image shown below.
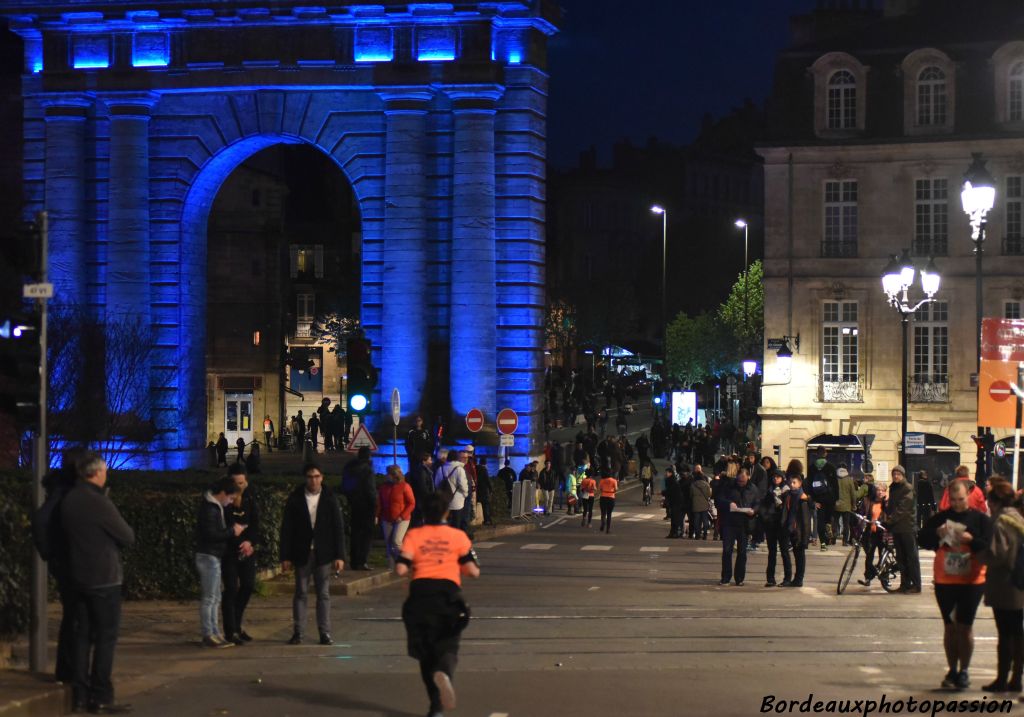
[944,550,972,577]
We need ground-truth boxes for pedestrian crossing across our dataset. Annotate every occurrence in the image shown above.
[474,542,707,554]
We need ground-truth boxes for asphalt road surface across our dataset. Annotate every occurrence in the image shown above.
[102,486,1020,717]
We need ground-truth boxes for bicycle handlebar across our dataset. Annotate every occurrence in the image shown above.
[851,512,886,530]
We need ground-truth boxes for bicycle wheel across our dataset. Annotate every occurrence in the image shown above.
[837,544,860,595]
[878,551,901,593]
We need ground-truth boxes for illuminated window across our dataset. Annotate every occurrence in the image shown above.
[917,66,946,126]
[827,70,856,130]
[296,293,315,338]
[290,245,323,279]
[822,301,858,384]
[913,301,948,385]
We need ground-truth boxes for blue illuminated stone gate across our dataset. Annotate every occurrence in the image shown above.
[1,1,557,468]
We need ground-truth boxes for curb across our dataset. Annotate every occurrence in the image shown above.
[0,672,70,717]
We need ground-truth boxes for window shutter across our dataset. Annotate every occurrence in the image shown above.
[289,246,299,278]
[314,245,324,279]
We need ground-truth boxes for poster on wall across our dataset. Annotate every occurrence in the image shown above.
[670,391,697,427]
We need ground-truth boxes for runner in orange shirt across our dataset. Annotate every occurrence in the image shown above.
[598,473,619,533]
[396,492,480,715]
[579,470,598,528]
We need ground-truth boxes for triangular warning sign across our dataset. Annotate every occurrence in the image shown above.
[346,424,378,453]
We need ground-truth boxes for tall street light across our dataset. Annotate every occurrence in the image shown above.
[735,219,755,378]
[651,205,668,374]
[882,250,942,469]
[960,153,997,485]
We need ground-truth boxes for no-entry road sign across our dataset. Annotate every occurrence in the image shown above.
[980,358,1021,428]
[497,408,518,435]
[465,408,484,433]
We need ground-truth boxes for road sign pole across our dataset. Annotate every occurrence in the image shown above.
[30,211,49,674]
[1013,362,1023,490]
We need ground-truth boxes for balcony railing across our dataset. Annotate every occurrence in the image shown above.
[909,375,949,403]
[1004,236,1024,256]
[819,377,864,403]
[821,241,857,258]
[294,320,313,339]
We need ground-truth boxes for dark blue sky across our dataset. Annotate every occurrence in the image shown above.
[547,0,819,167]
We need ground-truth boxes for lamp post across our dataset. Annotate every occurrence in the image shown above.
[651,205,668,368]
[735,219,750,345]
[961,153,997,486]
[882,250,942,469]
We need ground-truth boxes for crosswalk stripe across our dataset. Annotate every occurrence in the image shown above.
[640,546,669,553]
[474,542,503,549]
[521,543,556,550]
[581,545,613,551]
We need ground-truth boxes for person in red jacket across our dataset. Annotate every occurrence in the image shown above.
[938,465,989,516]
[377,465,416,569]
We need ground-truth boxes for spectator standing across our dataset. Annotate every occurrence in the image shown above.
[223,464,259,645]
[886,465,922,593]
[476,457,493,525]
[690,466,712,540]
[761,469,791,587]
[835,466,857,546]
[405,415,432,464]
[719,468,758,586]
[61,453,135,714]
[341,446,377,570]
[408,452,434,528]
[780,473,812,587]
[537,461,556,515]
[263,415,275,453]
[982,477,1024,693]
[215,433,229,467]
[279,463,346,645]
[195,477,244,648]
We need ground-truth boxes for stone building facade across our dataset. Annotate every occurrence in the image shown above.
[0,0,558,468]
[759,0,1024,480]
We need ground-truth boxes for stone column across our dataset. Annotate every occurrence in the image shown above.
[43,96,91,307]
[446,86,503,421]
[103,93,157,419]
[380,90,432,421]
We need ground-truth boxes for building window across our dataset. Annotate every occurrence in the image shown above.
[917,66,947,126]
[1007,177,1024,255]
[1011,61,1024,122]
[913,178,948,256]
[821,301,861,402]
[911,301,949,403]
[1006,300,1022,319]
[296,293,315,338]
[823,180,858,257]
[827,70,857,130]
[290,245,324,279]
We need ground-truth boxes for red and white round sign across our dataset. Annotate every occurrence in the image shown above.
[496,408,518,435]
[990,380,1014,403]
[465,408,485,433]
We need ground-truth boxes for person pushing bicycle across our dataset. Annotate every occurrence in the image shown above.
[858,483,885,587]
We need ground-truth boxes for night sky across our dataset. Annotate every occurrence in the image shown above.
[547,0,819,168]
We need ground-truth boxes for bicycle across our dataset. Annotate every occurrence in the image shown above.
[837,513,902,595]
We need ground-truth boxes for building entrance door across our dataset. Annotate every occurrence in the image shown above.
[225,392,254,450]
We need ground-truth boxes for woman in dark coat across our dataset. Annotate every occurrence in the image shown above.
[780,473,812,587]
[761,469,791,587]
[662,466,685,539]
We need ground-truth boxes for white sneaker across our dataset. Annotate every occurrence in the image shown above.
[433,671,456,710]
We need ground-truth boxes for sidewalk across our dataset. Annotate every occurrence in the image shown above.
[0,520,539,717]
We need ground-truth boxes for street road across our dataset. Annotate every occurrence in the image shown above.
[97,483,1019,717]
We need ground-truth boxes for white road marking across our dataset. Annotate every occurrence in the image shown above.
[489,713,510,717]
[581,545,613,551]
[798,586,827,599]
[859,666,882,675]
[588,586,600,591]
[474,542,504,549]
[541,515,571,529]
[640,546,669,553]
[521,543,556,550]
[696,547,721,553]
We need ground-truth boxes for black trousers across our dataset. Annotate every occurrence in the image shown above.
[720,523,748,584]
[55,571,76,683]
[668,505,684,536]
[350,509,375,568]
[816,504,835,544]
[599,497,615,531]
[580,497,595,525]
[764,521,792,584]
[403,580,467,713]
[862,531,883,579]
[892,531,922,589]
[779,531,805,583]
[221,555,256,637]
[71,585,122,707]
[478,491,492,524]
[690,511,709,539]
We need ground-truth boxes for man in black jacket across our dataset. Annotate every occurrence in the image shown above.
[61,452,135,714]
[223,464,259,644]
[405,415,432,465]
[280,463,346,645]
[807,448,840,550]
[720,468,759,586]
[195,477,244,648]
[341,446,376,570]
[886,465,921,593]
[408,451,434,528]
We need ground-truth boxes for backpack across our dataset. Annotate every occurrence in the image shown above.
[435,465,459,505]
[808,468,831,500]
[1012,537,1024,591]
[31,487,66,562]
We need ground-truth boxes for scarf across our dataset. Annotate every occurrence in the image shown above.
[785,489,804,535]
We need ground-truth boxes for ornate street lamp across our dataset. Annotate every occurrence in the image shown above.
[882,251,942,469]
[961,153,996,484]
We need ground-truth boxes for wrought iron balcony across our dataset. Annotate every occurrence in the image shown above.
[819,377,864,403]
[909,376,949,403]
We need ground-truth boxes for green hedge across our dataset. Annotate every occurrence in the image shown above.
[0,474,32,638]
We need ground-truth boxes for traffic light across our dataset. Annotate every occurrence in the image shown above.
[0,309,41,431]
[345,336,377,414]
